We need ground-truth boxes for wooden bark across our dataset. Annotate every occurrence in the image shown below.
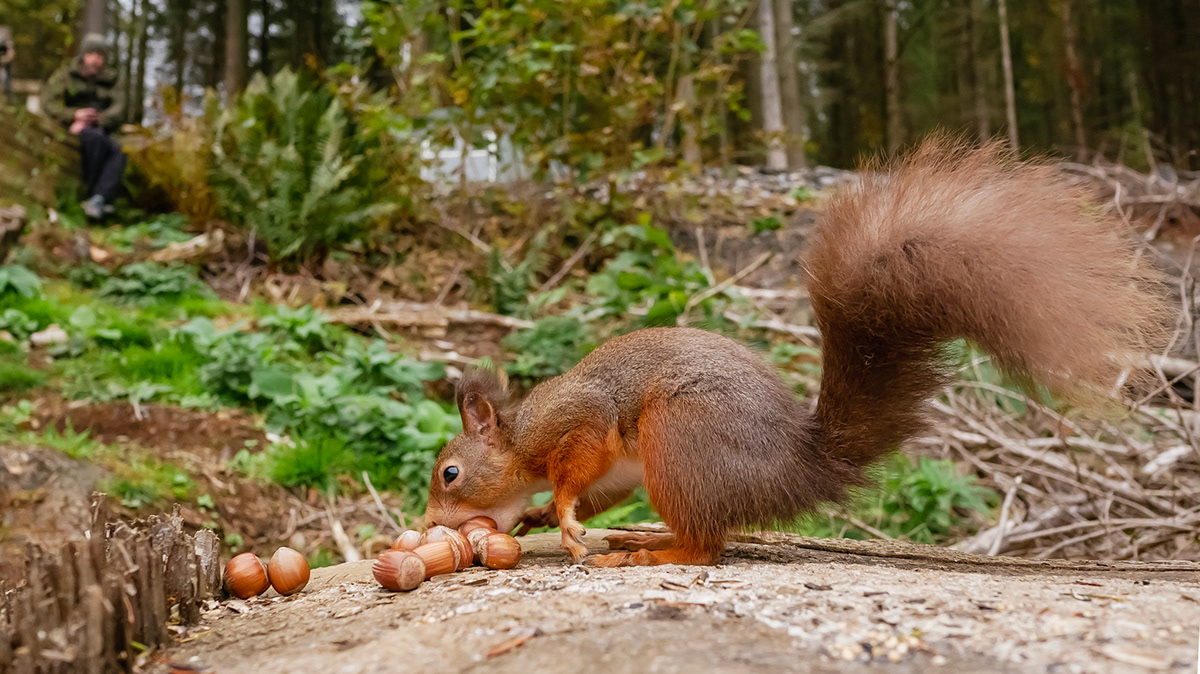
[966,0,990,140]
[884,0,901,154]
[997,0,1019,149]
[773,0,806,168]
[132,0,149,124]
[0,494,222,673]
[1061,0,1086,160]
[757,0,788,170]
[224,0,248,104]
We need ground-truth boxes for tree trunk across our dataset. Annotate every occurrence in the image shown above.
[132,0,149,123]
[224,0,247,104]
[172,1,191,95]
[1060,0,1086,160]
[259,0,271,75]
[121,2,134,123]
[757,0,788,170]
[206,0,226,91]
[83,0,107,35]
[774,0,806,169]
[884,0,901,154]
[966,0,989,140]
[997,0,1018,149]
[678,74,703,166]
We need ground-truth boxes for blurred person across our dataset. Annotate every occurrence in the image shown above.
[43,33,127,220]
[0,25,13,97]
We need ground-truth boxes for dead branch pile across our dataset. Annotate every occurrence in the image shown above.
[925,381,1200,561]
[1061,161,1200,242]
[0,495,220,673]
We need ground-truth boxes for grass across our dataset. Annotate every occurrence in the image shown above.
[0,355,46,392]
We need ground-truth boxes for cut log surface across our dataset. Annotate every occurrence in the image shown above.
[151,527,1200,674]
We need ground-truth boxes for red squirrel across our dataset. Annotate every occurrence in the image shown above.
[423,137,1168,567]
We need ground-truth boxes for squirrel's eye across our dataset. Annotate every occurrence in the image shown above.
[443,466,460,484]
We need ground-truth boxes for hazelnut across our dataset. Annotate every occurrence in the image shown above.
[224,552,270,599]
[458,516,498,537]
[372,550,426,591]
[476,533,522,570]
[391,529,424,552]
[267,547,310,595]
[413,541,458,578]
[466,527,491,563]
[427,526,473,570]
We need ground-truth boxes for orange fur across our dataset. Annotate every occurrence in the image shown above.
[427,136,1169,567]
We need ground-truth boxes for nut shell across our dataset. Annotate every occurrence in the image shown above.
[372,550,426,591]
[224,552,270,599]
[478,533,522,570]
[426,526,473,570]
[458,516,498,537]
[466,527,491,563]
[413,541,458,578]
[391,529,424,552]
[267,547,310,595]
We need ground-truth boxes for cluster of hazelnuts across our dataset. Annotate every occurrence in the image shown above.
[372,516,521,592]
[224,547,311,599]
[221,517,522,599]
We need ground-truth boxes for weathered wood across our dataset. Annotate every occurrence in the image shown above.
[2,493,225,673]
[82,587,103,674]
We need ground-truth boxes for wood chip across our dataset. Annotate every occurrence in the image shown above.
[1096,644,1172,670]
[486,628,542,659]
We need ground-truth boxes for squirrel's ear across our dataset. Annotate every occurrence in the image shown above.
[460,392,497,436]
[455,365,508,438]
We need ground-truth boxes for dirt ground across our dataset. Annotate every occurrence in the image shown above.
[150,527,1200,674]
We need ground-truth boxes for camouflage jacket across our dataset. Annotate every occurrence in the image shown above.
[42,59,126,133]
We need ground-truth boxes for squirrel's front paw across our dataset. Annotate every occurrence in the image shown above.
[513,504,558,536]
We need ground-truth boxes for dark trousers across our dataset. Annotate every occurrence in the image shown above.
[79,127,126,202]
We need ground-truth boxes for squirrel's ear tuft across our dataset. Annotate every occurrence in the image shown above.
[455,365,509,436]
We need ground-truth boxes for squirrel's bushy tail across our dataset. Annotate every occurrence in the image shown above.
[806,136,1169,468]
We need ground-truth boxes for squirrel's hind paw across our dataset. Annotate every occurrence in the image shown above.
[603,531,675,551]
[590,546,721,567]
[590,550,659,567]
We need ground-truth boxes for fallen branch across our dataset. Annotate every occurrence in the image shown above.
[330,300,534,331]
[677,251,773,327]
[536,228,601,294]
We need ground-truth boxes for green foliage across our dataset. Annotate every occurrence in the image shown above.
[791,455,997,545]
[502,316,593,382]
[256,305,342,352]
[489,247,543,318]
[268,431,354,494]
[210,69,398,263]
[363,0,759,181]
[0,309,38,340]
[585,216,716,326]
[582,489,659,529]
[103,460,195,510]
[66,263,113,289]
[98,263,215,305]
[96,213,194,254]
[0,355,45,392]
[0,265,43,299]
[750,214,783,235]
